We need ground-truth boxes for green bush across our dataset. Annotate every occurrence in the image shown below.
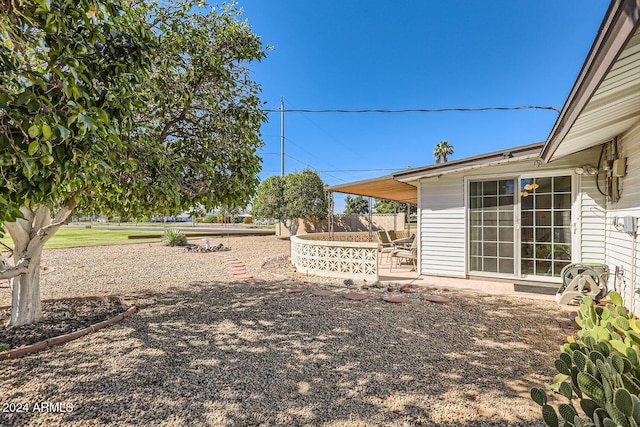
[202,215,216,223]
[162,229,187,247]
[532,291,640,427]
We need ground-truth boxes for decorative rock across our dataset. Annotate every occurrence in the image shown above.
[382,295,408,304]
[285,287,305,293]
[423,295,452,304]
[400,285,411,293]
[453,293,476,299]
[343,292,367,301]
[387,287,394,292]
[312,290,335,296]
[343,279,354,286]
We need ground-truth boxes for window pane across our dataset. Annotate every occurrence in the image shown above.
[470,241,482,256]
[521,227,534,243]
[499,180,514,195]
[470,256,482,271]
[553,227,571,243]
[554,193,572,209]
[471,226,482,240]
[535,227,552,242]
[470,211,482,226]
[522,259,534,275]
[521,211,534,227]
[499,258,514,274]
[484,227,497,241]
[484,257,497,272]
[470,181,481,196]
[554,176,571,192]
[484,211,497,226]
[499,227,514,242]
[484,197,497,208]
[536,260,552,276]
[483,181,498,195]
[536,194,552,209]
[499,242,514,257]
[554,211,571,227]
[535,177,552,193]
[484,243,497,257]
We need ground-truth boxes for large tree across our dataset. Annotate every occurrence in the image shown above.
[252,170,328,236]
[344,195,369,215]
[433,140,454,163]
[0,0,267,326]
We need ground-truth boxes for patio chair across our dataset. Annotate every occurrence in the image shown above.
[390,238,417,272]
[375,230,395,262]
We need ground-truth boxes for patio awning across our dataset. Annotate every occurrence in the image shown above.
[327,175,417,204]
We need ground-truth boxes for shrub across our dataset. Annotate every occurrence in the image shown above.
[202,215,216,223]
[162,230,187,247]
[242,216,253,224]
[531,291,640,427]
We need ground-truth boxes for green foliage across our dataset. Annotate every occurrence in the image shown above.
[0,343,9,352]
[252,170,327,235]
[344,195,369,215]
[532,291,640,427]
[202,215,217,223]
[0,0,155,227]
[433,140,454,163]
[373,199,417,216]
[161,229,187,247]
[0,0,267,228]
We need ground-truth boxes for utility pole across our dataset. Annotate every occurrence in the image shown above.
[280,96,285,177]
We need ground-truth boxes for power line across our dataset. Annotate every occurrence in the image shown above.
[263,105,560,114]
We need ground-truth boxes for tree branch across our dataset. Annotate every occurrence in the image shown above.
[0,258,28,280]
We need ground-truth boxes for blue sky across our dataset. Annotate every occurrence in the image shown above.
[235,1,609,211]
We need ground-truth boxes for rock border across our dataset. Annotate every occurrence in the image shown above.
[0,296,137,361]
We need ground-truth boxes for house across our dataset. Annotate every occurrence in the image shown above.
[328,0,640,310]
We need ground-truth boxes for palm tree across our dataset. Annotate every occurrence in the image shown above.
[433,140,454,164]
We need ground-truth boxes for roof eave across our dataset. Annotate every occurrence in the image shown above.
[541,0,640,162]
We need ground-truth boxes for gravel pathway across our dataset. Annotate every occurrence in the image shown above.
[0,236,567,426]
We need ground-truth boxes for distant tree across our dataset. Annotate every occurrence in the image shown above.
[373,199,395,214]
[0,0,267,326]
[433,140,454,163]
[344,195,369,215]
[252,170,327,236]
[374,199,417,217]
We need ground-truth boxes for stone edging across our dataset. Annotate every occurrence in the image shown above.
[0,296,137,361]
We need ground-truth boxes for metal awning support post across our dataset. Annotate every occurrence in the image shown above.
[327,190,334,241]
[368,196,373,242]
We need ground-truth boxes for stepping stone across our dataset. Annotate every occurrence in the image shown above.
[245,278,266,284]
[382,295,408,304]
[285,287,305,293]
[343,292,367,301]
[312,290,335,296]
[233,274,253,279]
[263,286,280,291]
[423,295,452,304]
[453,293,476,299]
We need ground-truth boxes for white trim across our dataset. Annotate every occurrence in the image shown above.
[572,174,583,262]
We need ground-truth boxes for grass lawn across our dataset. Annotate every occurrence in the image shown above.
[0,228,160,250]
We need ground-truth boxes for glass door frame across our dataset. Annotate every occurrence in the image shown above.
[465,170,577,282]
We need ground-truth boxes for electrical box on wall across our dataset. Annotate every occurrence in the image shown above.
[613,157,627,177]
[623,216,638,234]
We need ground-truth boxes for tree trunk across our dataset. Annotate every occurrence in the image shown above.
[2,200,76,326]
[9,247,43,326]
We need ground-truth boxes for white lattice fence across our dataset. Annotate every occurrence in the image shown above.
[291,235,379,281]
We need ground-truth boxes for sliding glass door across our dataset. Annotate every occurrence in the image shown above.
[469,179,515,274]
[469,175,572,278]
[520,176,572,277]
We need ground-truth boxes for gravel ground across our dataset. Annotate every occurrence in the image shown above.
[0,236,568,426]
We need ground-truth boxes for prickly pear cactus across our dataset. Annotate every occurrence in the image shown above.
[532,291,640,427]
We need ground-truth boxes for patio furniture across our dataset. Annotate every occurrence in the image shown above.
[392,235,414,249]
[390,238,417,272]
[375,230,395,261]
